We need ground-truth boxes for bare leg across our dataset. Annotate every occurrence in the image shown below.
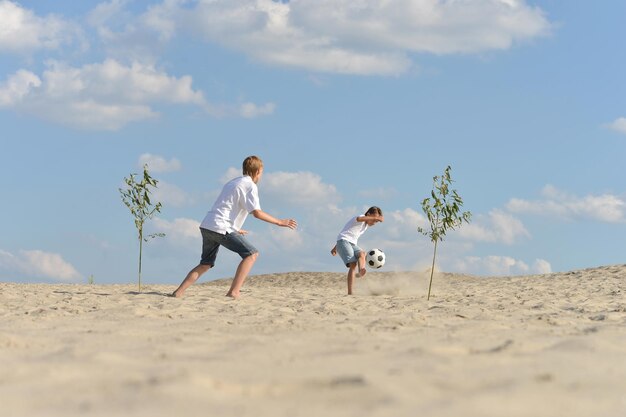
[347,263,357,295]
[357,251,367,277]
[226,252,258,298]
[172,264,211,298]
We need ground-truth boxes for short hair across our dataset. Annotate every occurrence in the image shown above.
[242,155,263,177]
[365,206,383,216]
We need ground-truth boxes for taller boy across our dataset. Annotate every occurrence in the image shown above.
[172,156,297,298]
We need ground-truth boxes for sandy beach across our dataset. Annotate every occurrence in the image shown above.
[1,265,625,417]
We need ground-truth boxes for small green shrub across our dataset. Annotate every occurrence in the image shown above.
[418,166,471,300]
[119,164,165,292]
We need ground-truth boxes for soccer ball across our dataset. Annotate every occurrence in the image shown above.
[366,248,385,269]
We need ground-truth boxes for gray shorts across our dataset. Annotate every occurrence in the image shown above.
[200,228,258,266]
[336,239,363,268]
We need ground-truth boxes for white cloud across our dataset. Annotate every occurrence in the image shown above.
[0,0,83,53]
[151,217,200,245]
[455,256,530,275]
[239,101,276,118]
[87,0,176,62]
[0,70,41,106]
[138,153,181,172]
[507,185,626,223]
[0,249,81,282]
[87,0,128,29]
[148,0,551,75]
[151,180,194,208]
[454,255,551,276]
[533,258,552,274]
[385,208,428,241]
[220,167,243,184]
[141,0,182,42]
[288,0,550,53]
[263,171,341,206]
[0,59,204,130]
[459,209,530,244]
[606,117,626,135]
[0,58,276,128]
[269,226,304,250]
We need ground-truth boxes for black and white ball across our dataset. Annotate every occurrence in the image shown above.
[366,248,385,269]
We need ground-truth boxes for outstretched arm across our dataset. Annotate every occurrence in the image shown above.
[356,214,384,223]
[251,209,298,229]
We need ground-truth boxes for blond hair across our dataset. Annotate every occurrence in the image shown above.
[242,155,263,177]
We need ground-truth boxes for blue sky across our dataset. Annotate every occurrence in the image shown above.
[1,0,625,284]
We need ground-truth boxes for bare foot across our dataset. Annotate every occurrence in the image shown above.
[359,268,367,278]
[226,291,240,299]
[171,290,183,298]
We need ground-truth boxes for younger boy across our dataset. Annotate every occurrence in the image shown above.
[172,156,297,298]
[331,206,384,295]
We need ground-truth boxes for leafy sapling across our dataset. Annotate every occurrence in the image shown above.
[418,165,471,301]
[119,164,165,292]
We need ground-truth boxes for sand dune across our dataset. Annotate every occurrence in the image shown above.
[1,265,626,416]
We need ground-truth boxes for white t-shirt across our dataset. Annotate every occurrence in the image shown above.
[336,215,368,245]
[200,176,261,234]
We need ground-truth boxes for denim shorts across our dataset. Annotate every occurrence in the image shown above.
[200,228,258,266]
[336,239,363,267]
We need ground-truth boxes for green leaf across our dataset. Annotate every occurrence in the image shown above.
[119,164,165,291]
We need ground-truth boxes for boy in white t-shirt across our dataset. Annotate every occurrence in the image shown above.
[172,156,297,298]
[331,206,384,295]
